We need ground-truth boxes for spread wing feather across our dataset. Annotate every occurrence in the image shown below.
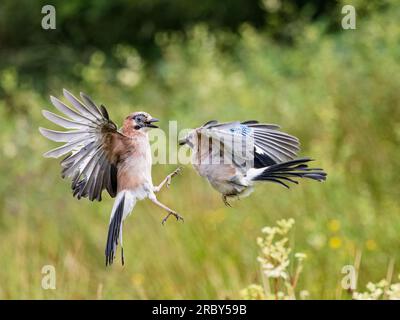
[198,120,300,168]
[40,89,120,201]
[199,123,254,169]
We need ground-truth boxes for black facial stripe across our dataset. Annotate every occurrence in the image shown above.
[134,114,146,120]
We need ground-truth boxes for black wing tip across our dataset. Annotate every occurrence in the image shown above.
[254,150,277,168]
[202,120,218,128]
[241,120,259,125]
[80,91,93,102]
[100,104,110,120]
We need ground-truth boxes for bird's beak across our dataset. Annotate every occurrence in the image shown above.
[178,138,187,146]
[145,118,159,128]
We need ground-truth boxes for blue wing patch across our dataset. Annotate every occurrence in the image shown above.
[229,124,253,136]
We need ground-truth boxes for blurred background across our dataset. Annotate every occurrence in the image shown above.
[0,0,399,299]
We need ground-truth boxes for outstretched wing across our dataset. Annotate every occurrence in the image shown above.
[39,89,121,201]
[200,120,300,168]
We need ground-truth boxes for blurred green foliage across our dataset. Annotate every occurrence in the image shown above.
[0,0,336,50]
[0,0,399,299]
[0,0,346,80]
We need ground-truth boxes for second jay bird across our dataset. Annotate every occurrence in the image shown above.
[179,120,327,206]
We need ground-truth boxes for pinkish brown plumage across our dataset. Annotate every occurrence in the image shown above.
[40,90,182,266]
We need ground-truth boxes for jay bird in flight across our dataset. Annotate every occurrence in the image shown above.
[179,120,327,206]
[39,89,182,266]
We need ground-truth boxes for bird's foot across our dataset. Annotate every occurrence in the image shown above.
[162,211,184,225]
[222,195,232,207]
[166,166,182,188]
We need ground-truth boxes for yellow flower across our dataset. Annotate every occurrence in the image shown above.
[328,219,341,232]
[329,236,342,249]
[365,239,377,251]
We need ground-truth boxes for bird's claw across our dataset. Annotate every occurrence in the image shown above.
[162,211,184,225]
[222,195,232,207]
[172,166,182,178]
[166,167,182,188]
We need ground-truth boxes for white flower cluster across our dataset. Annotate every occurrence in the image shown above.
[242,218,309,300]
[353,276,400,300]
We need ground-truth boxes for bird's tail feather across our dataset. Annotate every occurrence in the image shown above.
[105,190,135,266]
[251,157,327,188]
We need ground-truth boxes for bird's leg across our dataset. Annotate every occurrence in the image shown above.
[153,167,182,193]
[149,195,184,225]
[222,195,232,207]
[161,211,184,225]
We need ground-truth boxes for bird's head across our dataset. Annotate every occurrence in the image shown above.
[178,130,196,148]
[125,111,159,131]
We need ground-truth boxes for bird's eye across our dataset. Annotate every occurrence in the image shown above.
[134,115,144,122]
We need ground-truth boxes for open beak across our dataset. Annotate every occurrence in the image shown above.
[145,118,159,128]
[178,138,187,146]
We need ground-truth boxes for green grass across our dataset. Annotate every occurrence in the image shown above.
[0,4,399,299]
